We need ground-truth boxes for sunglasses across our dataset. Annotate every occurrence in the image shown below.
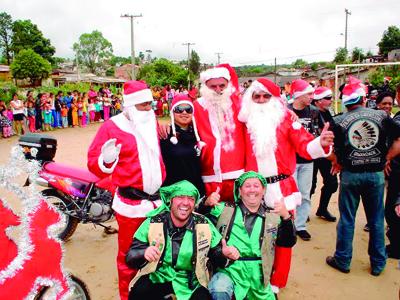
[322,96,333,100]
[174,105,193,114]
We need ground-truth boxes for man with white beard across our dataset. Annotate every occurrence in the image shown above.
[88,80,166,300]
[193,64,246,202]
[238,78,334,294]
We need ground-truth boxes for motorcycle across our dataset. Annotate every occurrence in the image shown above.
[19,133,117,241]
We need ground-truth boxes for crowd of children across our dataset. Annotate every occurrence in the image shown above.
[0,86,123,138]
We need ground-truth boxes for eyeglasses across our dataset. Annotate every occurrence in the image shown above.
[173,105,193,114]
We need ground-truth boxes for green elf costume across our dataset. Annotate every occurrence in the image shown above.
[204,171,297,300]
[126,180,227,300]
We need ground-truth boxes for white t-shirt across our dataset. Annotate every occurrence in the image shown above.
[11,100,24,114]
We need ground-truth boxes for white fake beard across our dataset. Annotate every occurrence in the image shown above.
[200,83,236,151]
[244,98,285,158]
[126,106,159,151]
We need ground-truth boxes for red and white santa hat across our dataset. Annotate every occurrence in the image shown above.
[123,80,153,108]
[170,94,205,149]
[342,76,366,106]
[313,87,332,100]
[290,79,315,99]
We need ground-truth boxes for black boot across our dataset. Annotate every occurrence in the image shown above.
[316,210,336,222]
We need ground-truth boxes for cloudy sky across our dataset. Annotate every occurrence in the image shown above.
[2,0,400,66]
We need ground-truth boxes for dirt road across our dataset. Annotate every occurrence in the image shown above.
[0,123,399,300]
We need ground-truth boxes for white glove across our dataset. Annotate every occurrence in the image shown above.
[101,138,122,164]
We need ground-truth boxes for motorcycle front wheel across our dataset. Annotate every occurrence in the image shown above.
[34,274,91,300]
[41,188,80,241]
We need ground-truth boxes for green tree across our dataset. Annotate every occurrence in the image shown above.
[51,56,67,68]
[11,19,55,63]
[189,50,201,76]
[351,47,365,62]
[0,12,13,65]
[292,59,307,69]
[137,58,188,87]
[333,47,348,64]
[138,51,145,63]
[73,30,113,74]
[377,25,400,57]
[10,49,52,85]
[366,50,374,57]
[110,55,131,67]
[310,62,319,71]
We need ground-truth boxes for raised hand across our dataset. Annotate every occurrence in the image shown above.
[271,198,291,219]
[221,239,240,261]
[101,138,122,164]
[205,187,221,207]
[320,122,334,148]
[144,240,161,262]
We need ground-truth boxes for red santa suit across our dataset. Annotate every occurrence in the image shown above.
[195,64,246,200]
[239,78,330,291]
[87,81,165,300]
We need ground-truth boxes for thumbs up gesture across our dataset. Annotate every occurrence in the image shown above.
[271,198,291,220]
[205,187,221,207]
[144,240,162,262]
[319,122,334,148]
[221,239,240,261]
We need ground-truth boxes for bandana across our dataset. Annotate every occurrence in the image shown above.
[233,171,267,203]
[147,180,200,216]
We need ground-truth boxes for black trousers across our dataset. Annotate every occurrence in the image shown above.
[385,167,400,254]
[129,275,211,300]
[311,158,338,213]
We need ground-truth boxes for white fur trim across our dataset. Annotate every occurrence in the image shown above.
[292,122,302,130]
[112,193,162,218]
[313,89,332,100]
[123,89,153,107]
[342,87,366,103]
[98,153,119,174]
[293,85,314,99]
[284,192,302,210]
[111,114,162,194]
[202,169,244,183]
[270,285,280,294]
[200,67,230,84]
[306,136,332,159]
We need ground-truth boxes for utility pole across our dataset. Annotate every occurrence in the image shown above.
[215,52,223,65]
[274,57,277,84]
[182,42,195,89]
[121,13,143,80]
[344,8,351,51]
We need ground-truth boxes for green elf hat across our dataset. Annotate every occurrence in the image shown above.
[147,180,200,217]
[233,171,267,203]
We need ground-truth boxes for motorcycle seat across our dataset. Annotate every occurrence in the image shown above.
[43,162,101,183]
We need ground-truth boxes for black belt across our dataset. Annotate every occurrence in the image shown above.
[265,174,289,184]
[238,257,261,261]
[118,187,159,201]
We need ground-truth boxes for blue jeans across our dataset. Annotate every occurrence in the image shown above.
[208,272,234,300]
[294,162,314,231]
[334,170,386,272]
